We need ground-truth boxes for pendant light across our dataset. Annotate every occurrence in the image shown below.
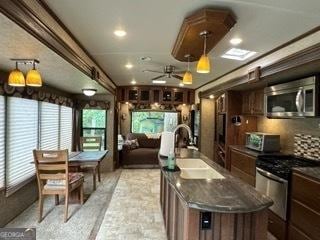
[183,54,193,85]
[8,62,25,87]
[26,60,42,87]
[197,30,211,74]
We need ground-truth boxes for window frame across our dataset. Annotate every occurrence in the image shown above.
[81,109,107,150]
[130,110,181,134]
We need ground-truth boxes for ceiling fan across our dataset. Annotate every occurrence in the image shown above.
[143,65,184,80]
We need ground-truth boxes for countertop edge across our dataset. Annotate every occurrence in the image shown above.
[159,149,273,214]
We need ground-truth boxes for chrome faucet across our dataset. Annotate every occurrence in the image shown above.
[173,124,194,148]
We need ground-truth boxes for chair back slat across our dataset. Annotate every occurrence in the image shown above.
[33,150,69,190]
[39,173,66,180]
[38,164,67,171]
[80,137,102,151]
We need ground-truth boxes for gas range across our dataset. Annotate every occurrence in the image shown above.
[255,154,320,221]
[256,155,320,181]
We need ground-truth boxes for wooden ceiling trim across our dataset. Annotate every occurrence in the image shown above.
[172,8,236,62]
[0,0,116,95]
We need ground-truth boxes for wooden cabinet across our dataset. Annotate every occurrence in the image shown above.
[289,171,320,240]
[229,148,256,186]
[160,171,269,240]
[216,93,226,113]
[268,209,287,240]
[242,89,264,115]
[117,86,195,105]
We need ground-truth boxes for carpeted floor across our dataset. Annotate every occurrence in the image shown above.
[6,171,122,240]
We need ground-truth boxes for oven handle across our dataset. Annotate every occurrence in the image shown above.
[256,168,288,184]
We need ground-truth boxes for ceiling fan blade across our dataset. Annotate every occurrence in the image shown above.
[142,70,163,73]
[174,71,186,74]
[172,74,183,80]
[152,75,166,80]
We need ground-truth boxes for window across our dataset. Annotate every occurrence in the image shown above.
[40,102,59,150]
[82,109,106,150]
[0,96,5,189]
[60,106,73,151]
[131,111,178,133]
[6,97,38,196]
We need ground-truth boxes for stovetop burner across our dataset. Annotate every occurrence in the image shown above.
[256,155,320,180]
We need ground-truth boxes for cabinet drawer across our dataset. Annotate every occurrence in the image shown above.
[268,210,286,240]
[288,225,312,240]
[230,149,256,176]
[231,166,255,186]
[290,199,320,240]
[292,172,320,213]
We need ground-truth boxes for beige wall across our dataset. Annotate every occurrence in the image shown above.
[199,99,215,159]
[257,117,320,153]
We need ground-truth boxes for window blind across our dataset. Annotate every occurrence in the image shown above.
[40,102,59,150]
[0,96,5,190]
[60,106,73,151]
[6,97,38,196]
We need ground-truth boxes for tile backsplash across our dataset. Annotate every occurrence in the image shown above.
[257,117,320,153]
[294,134,320,160]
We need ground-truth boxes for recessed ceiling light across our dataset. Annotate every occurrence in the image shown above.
[114,30,127,37]
[125,63,133,69]
[152,80,166,84]
[230,38,242,45]
[221,48,257,61]
[179,82,184,87]
[131,79,136,84]
[209,94,214,99]
[139,56,152,61]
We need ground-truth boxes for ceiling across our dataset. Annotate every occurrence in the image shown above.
[44,0,320,89]
[0,13,108,95]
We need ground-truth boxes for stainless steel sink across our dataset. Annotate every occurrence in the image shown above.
[176,158,225,180]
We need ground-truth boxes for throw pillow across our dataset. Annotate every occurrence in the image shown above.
[124,138,140,150]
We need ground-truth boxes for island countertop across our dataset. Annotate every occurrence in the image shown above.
[159,148,273,213]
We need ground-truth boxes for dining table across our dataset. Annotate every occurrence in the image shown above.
[69,150,109,191]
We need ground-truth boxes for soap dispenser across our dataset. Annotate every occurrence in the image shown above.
[167,148,176,170]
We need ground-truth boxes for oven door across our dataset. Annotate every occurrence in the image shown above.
[255,168,288,220]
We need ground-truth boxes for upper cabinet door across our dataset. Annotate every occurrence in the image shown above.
[252,90,264,115]
[139,89,151,103]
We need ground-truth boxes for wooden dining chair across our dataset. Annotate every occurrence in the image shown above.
[33,149,84,223]
[79,136,102,190]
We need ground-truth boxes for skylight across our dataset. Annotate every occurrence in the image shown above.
[221,48,257,61]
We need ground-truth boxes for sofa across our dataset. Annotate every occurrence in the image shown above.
[121,133,161,168]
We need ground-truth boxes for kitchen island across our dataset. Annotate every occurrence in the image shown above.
[159,148,273,240]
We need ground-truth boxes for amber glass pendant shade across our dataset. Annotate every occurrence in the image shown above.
[8,67,25,87]
[196,54,210,73]
[26,69,42,87]
[183,71,192,84]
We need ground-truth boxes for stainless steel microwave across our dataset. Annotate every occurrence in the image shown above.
[265,76,319,118]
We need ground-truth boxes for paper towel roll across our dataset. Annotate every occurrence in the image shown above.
[159,131,175,157]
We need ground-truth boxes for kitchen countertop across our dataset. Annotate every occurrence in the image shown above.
[229,145,289,157]
[293,166,320,181]
[159,148,273,213]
